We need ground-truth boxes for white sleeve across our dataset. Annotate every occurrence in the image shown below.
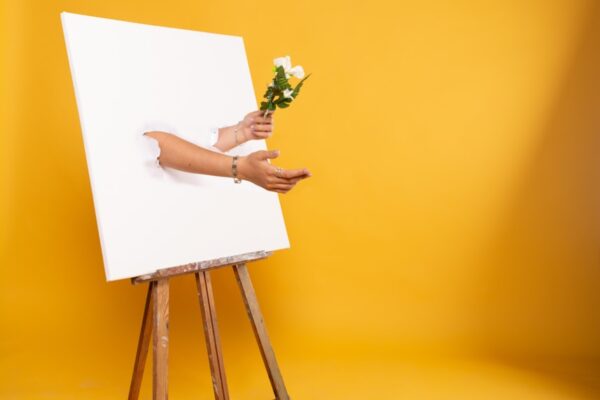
[204,126,225,154]
[208,126,219,148]
[174,125,223,152]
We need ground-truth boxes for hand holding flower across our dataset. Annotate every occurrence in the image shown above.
[239,110,275,141]
[213,110,275,152]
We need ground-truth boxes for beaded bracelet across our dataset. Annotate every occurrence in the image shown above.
[232,155,241,184]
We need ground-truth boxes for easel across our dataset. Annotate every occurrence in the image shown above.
[127,251,290,400]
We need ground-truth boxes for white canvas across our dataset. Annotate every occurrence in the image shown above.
[61,12,289,281]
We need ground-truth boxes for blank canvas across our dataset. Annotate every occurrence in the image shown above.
[61,12,289,281]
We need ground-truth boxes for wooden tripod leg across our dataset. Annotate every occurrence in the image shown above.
[195,271,229,400]
[153,278,169,400]
[128,282,154,400]
[233,263,290,400]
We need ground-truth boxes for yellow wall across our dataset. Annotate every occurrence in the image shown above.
[2,0,600,398]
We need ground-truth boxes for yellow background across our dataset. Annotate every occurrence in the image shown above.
[2,0,600,398]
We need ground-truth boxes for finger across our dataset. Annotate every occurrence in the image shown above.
[270,173,310,185]
[270,167,309,180]
[271,184,295,193]
[278,168,310,179]
[271,183,294,190]
[254,149,279,161]
[253,150,269,160]
[245,111,265,124]
[286,175,310,184]
[252,123,273,132]
[263,149,280,160]
[252,130,271,139]
[253,116,273,124]
[252,109,274,118]
[270,176,293,185]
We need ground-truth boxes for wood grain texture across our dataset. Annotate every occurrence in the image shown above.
[153,278,169,400]
[233,263,290,400]
[126,255,289,400]
[132,251,271,284]
[128,282,154,400]
[195,271,229,400]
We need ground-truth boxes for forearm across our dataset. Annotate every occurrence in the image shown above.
[214,124,245,152]
[144,131,232,177]
[143,130,310,194]
[214,110,274,152]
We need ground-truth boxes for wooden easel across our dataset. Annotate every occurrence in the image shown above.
[127,251,290,400]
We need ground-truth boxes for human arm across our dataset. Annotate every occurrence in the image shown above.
[144,131,310,193]
[213,110,274,152]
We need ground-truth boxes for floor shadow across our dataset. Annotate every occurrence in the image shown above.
[472,1,600,394]
[493,355,600,398]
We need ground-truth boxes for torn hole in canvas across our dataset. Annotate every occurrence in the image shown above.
[139,132,167,180]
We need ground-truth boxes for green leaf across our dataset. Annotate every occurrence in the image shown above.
[291,73,311,98]
[275,66,291,90]
[262,68,310,112]
[276,78,289,90]
[275,95,290,103]
[275,65,286,77]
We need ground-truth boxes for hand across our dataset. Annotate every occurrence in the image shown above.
[239,110,275,141]
[237,149,311,193]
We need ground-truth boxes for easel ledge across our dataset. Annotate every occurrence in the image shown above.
[131,250,271,284]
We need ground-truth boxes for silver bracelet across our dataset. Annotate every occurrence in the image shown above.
[232,155,241,184]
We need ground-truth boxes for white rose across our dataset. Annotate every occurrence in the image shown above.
[283,89,294,99]
[273,56,304,79]
[288,65,305,79]
[273,56,291,71]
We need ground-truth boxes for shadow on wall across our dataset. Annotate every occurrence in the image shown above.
[473,0,600,392]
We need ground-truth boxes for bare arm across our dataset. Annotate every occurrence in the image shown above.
[213,110,274,152]
[145,131,231,176]
[144,131,310,193]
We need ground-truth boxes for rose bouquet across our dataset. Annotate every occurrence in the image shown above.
[260,56,310,117]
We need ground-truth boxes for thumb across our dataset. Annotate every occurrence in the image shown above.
[256,149,280,160]
[266,149,280,160]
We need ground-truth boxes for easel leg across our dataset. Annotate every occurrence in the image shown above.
[233,263,290,400]
[128,282,154,400]
[195,271,229,400]
[153,278,169,400]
